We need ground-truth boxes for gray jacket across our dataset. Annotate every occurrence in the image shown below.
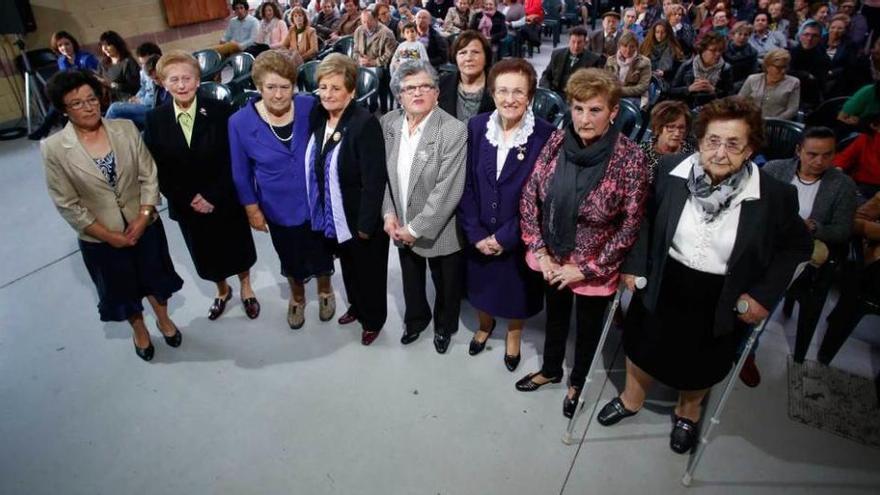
[763,158,858,245]
[381,107,467,258]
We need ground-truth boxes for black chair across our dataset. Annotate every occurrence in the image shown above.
[790,70,823,112]
[533,87,568,128]
[317,35,355,59]
[198,82,233,105]
[14,48,60,120]
[561,0,583,27]
[437,63,458,76]
[232,89,260,109]
[816,260,880,365]
[355,67,379,106]
[804,96,855,141]
[220,52,255,92]
[193,49,223,82]
[838,132,860,151]
[614,98,645,141]
[297,60,320,94]
[762,118,804,161]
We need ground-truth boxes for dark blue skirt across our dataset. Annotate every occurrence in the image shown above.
[79,219,184,322]
[267,220,335,283]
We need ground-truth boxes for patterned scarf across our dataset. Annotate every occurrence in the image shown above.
[692,52,724,85]
[686,156,752,222]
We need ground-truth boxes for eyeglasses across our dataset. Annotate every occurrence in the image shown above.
[702,136,748,154]
[663,124,687,134]
[493,87,528,100]
[65,96,100,111]
[400,83,436,96]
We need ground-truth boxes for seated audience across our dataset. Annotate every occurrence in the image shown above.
[640,100,695,182]
[789,20,831,108]
[444,0,472,35]
[354,6,398,112]
[214,0,260,57]
[834,111,880,201]
[667,4,695,57]
[332,0,363,41]
[470,0,508,54]
[590,11,622,61]
[749,11,787,61]
[539,26,602,97]
[314,0,342,42]
[605,31,653,108]
[105,42,165,129]
[738,48,800,120]
[724,22,758,85]
[640,20,685,82]
[391,22,430,73]
[416,10,450,67]
[97,31,140,103]
[670,31,734,108]
[622,8,646,42]
[283,6,319,62]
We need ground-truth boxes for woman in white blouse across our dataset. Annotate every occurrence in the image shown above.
[597,96,812,454]
[738,48,800,120]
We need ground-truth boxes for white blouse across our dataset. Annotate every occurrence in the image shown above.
[667,157,762,275]
[485,109,535,179]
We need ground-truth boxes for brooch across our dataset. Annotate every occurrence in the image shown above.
[332,131,341,142]
[516,145,526,161]
[199,108,207,116]
[417,150,428,161]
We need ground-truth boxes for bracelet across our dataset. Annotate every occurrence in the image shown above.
[141,208,153,217]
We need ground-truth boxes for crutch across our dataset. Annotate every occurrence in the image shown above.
[681,262,809,486]
[562,277,646,445]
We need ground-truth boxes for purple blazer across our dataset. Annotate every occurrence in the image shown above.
[457,112,554,250]
[229,94,316,227]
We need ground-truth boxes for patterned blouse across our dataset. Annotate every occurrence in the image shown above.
[93,151,118,189]
[520,130,649,295]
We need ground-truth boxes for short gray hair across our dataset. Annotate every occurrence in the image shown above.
[390,60,439,98]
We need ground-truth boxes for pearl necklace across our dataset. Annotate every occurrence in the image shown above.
[258,102,294,142]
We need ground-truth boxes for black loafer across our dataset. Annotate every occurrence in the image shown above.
[208,291,232,320]
[134,340,154,362]
[670,416,699,454]
[597,397,639,426]
[563,387,583,418]
[400,327,424,345]
[468,319,496,356]
[515,372,562,392]
[242,297,260,319]
[504,352,521,372]
[158,323,182,348]
[433,333,451,354]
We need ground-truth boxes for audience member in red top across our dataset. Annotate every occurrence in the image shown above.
[834,112,880,201]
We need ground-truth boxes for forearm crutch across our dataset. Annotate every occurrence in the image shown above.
[682,262,808,486]
[562,283,626,445]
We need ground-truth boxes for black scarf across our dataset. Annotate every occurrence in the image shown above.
[543,124,620,258]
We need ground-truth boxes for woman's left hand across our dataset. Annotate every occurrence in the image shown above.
[124,215,149,245]
[550,264,585,290]
[736,293,769,325]
[191,194,214,214]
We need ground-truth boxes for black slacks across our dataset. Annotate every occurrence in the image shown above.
[540,286,613,388]
[397,248,463,336]
[338,232,390,331]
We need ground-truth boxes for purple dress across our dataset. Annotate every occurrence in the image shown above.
[457,111,553,319]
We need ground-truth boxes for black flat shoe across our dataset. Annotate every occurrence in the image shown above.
[563,386,583,418]
[158,323,182,348]
[434,333,451,354]
[597,397,639,426]
[208,291,232,320]
[670,416,699,454]
[134,340,154,362]
[504,352,521,372]
[400,327,423,345]
[468,319,496,356]
[242,297,260,319]
[515,372,562,392]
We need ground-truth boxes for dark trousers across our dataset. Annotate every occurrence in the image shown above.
[397,248,463,336]
[789,261,838,363]
[338,232,390,331]
[540,287,613,388]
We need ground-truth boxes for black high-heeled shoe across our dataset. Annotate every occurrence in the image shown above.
[134,339,154,362]
[504,332,521,372]
[158,323,182,348]
[468,319,496,355]
[563,386,583,418]
[515,372,562,392]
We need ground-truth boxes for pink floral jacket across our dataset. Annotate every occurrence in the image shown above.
[520,130,649,295]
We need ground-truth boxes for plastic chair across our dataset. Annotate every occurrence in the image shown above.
[355,67,379,106]
[614,98,645,141]
[532,88,568,128]
[762,118,804,161]
[542,0,563,47]
[318,35,355,59]
[193,49,223,82]
[220,52,255,92]
[561,0,583,27]
[198,81,233,105]
[804,96,852,139]
[232,89,260,109]
[297,60,321,94]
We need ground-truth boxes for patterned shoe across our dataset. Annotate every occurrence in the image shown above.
[287,300,305,330]
[318,292,336,322]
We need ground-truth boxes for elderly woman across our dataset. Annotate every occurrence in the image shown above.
[314,0,341,42]
[330,0,362,41]
[469,0,508,49]
[283,6,319,62]
[457,59,553,370]
[598,96,812,454]
[826,14,862,96]
[143,51,258,321]
[41,70,183,362]
[640,20,685,81]
[381,60,468,354]
[670,31,733,109]
[246,1,289,56]
[606,31,653,108]
[97,31,140,103]
[516,68,649,419]
[230,51,336,330]
[667,4,695,57]
[438,30,496,122]
[738,48,800,120]
[306,54,389,345]
[640,100,695,182]
[723,22,758,85]
[444,0,472,34]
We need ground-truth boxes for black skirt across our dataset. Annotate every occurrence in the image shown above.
[79,219,184,322]
[177,207,256,282]
[624,258,745,391]
[267,220,335,283]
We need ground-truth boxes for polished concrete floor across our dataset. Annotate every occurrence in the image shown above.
[2,41,879,495]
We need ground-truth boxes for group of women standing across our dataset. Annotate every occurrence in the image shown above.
[41,29,811,455]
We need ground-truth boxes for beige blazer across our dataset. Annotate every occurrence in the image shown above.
[41,118,160,242]
[284,26,319,61]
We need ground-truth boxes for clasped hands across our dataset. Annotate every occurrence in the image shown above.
[383,214,416,246]
[475,235,503,256]
[537,251,585,290]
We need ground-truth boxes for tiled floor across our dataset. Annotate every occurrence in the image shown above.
[1,37,879,494]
